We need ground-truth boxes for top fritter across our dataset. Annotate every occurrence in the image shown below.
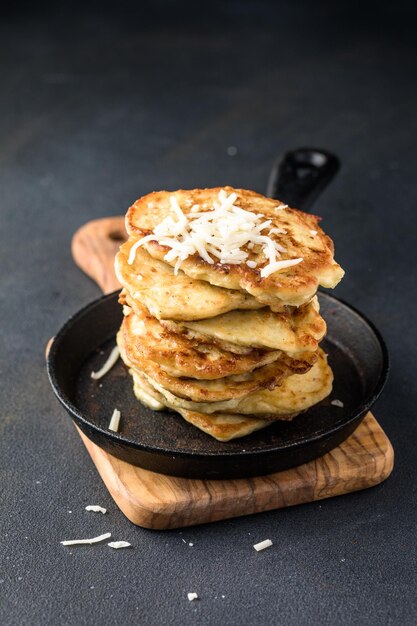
[126,187,344,307]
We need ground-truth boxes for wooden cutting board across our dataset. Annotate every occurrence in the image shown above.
[67,217,394,530]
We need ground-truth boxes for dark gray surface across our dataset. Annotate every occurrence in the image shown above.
[1,2,416,625]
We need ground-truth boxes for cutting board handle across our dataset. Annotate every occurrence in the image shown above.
[71,216,126,293]
[46,216,127,359]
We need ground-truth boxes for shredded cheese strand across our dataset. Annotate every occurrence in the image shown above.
[108,408,121,432]
[85,505,107,514]
[91,346,120,380]
[187,593,199,601]
[108,541,131,549]
[260,258,303,278]
[61,532,111,546]
[253,539,273,551]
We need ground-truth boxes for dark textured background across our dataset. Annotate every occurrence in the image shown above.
[1,1,416,624]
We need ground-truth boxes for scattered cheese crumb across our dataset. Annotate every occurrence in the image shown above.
[310,229,318,236]
[108,409,121,432]
[275,204,288,211]
[246,260,257,269]
[107,541,131,549]
[91,346,120,380]
[188,542,194,547]
[85,505,107,514]
[331,399,344,408]
[61,532,111,546]
[187,593,198,601]
[128,190,302,278]
[253,539,273,552]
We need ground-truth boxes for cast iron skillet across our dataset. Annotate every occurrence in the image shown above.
[47,149,389,479]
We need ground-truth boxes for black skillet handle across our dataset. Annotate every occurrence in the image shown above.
[266,148,340,212]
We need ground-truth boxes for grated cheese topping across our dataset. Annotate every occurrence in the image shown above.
[61,532,111,546]
[108,541,131,549]
[91,346,120,380]
[253,539,273,552]
[85,505,107,514]
[108,408,121,432]
[331,399,344,408]
[128,190,302,278]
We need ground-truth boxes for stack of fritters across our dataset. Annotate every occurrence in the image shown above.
[115,187,344,441]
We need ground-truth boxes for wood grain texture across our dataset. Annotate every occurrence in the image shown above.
[69,217,394,529]
[77,413,393,529]
[72,216,126,293]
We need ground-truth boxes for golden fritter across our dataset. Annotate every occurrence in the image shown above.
[125,187,344,307]
[140,348,332,417]
[121,306,282,380]
[117,327,316,403]
[161,296,326,354]
[132,372,271,441]
[115,239,264,321]
[174,408,272,441]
